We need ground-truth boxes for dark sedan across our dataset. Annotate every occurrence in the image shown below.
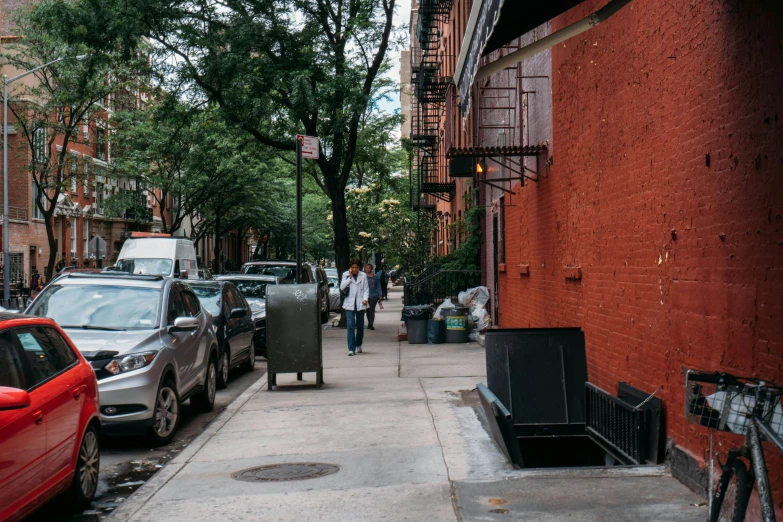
[190,280,255,388]
[215,275,281,358]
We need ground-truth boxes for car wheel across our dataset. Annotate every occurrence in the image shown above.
[217,348,229,389]
[147,378,180,446]
[192,355,217,413]
[64,423,100,511]
[243,344,256,372]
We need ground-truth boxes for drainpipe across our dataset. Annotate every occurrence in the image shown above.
[475,0,633,82]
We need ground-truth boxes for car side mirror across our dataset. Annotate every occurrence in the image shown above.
[169,316,199,333]
[328,282,335,288]
[230,307,247,319]
[0,387,31,411]
[180,270,189,279]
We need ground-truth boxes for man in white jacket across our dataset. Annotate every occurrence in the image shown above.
[340,258,369,356]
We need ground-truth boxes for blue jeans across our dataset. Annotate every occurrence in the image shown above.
[346,310,365,352]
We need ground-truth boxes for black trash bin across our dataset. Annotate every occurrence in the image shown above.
[402,305,432,344]
[443,306,469,343]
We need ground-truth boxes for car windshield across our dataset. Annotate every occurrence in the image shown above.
[222,279,269,299]
[243,265,295,281]
[116,258,172,276]
[28,284,162,330]
[191,286,221,315]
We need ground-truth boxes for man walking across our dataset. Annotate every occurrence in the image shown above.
[378,264,389,301]
[365,264,381,330]
[340,258,369,356]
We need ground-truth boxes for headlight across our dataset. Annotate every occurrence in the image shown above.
[105,352,157,375]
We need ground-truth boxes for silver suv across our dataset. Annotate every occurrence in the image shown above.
[26,272,220,445]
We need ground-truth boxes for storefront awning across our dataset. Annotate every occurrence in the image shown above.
[454,0,585,119]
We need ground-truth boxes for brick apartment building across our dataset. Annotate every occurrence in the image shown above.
[0,0,173,284]
[406,0,783,508]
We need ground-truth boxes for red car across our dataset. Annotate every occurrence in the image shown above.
[0,314,100,521]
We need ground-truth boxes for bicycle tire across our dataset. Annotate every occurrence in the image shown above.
[710,457,752,522]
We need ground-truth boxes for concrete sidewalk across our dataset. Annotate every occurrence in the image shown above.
[108,286,706,522]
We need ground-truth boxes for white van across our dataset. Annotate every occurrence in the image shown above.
[116,235,199,279]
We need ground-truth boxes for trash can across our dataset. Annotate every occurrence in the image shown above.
[427,319,446,344]
[402,305,432,344]
[443,306,469,343]
[266,284,323,389]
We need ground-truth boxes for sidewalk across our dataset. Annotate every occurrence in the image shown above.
[108,286,706,522]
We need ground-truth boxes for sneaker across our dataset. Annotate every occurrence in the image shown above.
[348,351,355,356]
[356,346,362,353]
[368,325,375,330]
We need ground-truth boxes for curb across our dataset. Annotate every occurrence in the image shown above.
[105,372,269,522]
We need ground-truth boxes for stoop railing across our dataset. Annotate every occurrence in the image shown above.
[404,269,483,306]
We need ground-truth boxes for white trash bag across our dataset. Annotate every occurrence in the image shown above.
[470,304,491,332]
[433,298,455,319]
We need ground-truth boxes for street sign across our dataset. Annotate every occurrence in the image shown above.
[88,235,106,259]
[296,135,319,160]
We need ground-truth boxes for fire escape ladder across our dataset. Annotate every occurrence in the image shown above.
[408,0,455,210]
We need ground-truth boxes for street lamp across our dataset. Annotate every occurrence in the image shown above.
[3,54,87,301]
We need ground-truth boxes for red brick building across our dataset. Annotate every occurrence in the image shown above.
[407,0,783,507]
[1,0,172,283]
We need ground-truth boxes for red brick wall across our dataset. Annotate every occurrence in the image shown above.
[496,0,783,504]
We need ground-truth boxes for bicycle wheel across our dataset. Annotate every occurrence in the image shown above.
[710,457,752,522]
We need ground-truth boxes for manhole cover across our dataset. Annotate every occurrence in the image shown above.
[232,463,340,482]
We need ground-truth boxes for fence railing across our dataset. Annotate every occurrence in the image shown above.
[404,269,483,306]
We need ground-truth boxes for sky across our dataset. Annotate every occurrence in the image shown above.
[376,0,411,116]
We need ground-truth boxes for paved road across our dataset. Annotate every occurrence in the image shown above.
[24,358,267,522]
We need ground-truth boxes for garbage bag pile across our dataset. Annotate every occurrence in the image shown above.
[458,287,491,341]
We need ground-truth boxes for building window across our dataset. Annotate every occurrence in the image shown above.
[32,127,46,163]
[71,218,77,256]
[32,180,45,220]
[83,219,89,259]
[96,183,104,214]
[82,113,89,142]
[9,253,23,282]
[95,128,106,161]
[83,160,89,193]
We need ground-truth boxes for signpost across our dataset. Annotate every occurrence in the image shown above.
[295,135,319,284]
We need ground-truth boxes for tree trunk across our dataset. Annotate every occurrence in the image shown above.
[45,215,58,281]
[213,214,221,273]
[331,190,350,276]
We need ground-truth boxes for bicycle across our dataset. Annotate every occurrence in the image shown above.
[685,369,783,522]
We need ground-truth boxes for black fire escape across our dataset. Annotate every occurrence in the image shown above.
[409,0,454,211]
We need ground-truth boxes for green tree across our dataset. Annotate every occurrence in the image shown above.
[34,0,399,277]
[3,4,145,278]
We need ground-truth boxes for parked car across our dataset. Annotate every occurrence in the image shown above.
[241,260,330,323]
[215,275,281,358]
[324,267,338,279]
[0,314,100,521]
[190,280,255,388]
[327,275,341,311]
[25,272,219,445]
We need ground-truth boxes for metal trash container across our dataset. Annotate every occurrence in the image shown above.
[266,284,323,389]
[402,305,432,344]
[443,306,468,343]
